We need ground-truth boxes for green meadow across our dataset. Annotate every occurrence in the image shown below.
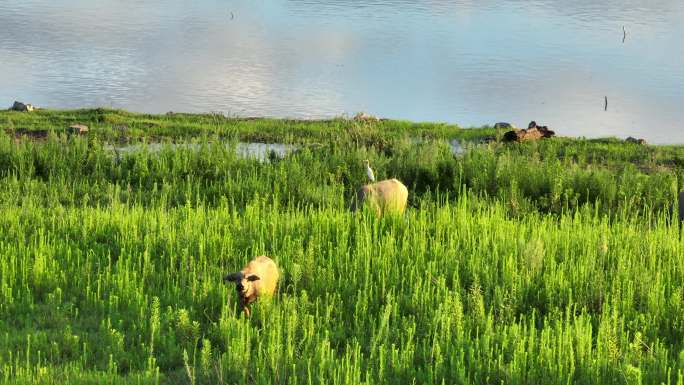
[0,109,683,384]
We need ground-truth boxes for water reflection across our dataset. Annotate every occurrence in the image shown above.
[107,139,465,160]
[1,0,682,143]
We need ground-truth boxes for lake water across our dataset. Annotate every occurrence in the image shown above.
[1,1,682,143]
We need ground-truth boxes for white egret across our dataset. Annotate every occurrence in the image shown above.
[364,159,375,182]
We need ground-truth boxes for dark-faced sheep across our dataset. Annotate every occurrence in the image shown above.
[224,256,279,317]
[353,178,409,217]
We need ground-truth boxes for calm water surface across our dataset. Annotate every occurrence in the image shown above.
[1,1,682,143]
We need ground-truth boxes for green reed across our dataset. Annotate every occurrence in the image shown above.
[1,194,683,384]
[0,111,683,384]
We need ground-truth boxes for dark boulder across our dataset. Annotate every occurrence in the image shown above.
[625,136,646,145]
[9,101,35,112]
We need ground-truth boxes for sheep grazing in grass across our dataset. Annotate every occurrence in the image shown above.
[354,178,409,217]
[224,256,279,317]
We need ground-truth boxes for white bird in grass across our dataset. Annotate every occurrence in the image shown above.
[364,159,375,182]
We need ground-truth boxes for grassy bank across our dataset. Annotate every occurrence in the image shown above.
[0,108,495,144]
[0,109,683,384]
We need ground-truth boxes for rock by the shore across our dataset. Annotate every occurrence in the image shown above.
[68,124,89,135]
[502,121,555,142]
[625,136,646,145]
[494,122,514,129]
[353,112,379,122]
[9,101,35,112]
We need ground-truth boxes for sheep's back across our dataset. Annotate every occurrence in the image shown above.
[363,179,408,214]
[245,256,279,297]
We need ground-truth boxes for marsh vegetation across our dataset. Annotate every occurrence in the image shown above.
[0,109,683,384]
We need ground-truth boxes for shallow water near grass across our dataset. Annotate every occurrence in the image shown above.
[107,142,299,162]
[1,1,683,143]
[106,139,465,160]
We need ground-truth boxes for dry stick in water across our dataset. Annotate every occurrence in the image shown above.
[623,26,627,43]
[604,96,608,111]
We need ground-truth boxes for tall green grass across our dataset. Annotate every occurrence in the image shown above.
[1,196,683,384]
[0,133,680,217]
[0,111,683,384]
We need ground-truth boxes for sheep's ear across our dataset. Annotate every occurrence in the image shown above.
[224,272,242,282]
[246,275,260,282]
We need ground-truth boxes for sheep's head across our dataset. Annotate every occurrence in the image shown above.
[224,272,261,298]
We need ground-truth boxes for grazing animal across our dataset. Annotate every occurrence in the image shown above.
[224,256,279,317]
[354,178,409,217]
[364,159,375,182]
